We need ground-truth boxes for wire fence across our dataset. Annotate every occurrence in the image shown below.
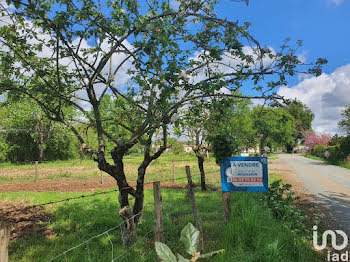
[0,155,216,261]
[0,166,212,261]
[42,174,202,262]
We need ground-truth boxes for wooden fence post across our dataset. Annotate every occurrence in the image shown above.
[153,181,164,243]
[35,161,39,182]
[185,166,203,252]
[222,192,231,223]
[172,160,176,183]
[0,222,9,262]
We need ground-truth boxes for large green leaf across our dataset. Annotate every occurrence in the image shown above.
[180,223,200,256]
[155,242,177,262]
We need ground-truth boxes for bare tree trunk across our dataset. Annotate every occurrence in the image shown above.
[38,132,44,162]
[133,164,146,225]
[197,155,207,191]
[260,138,266,155]
[97,153,136,245]
[95,127,167,246]
[38,146,44,162]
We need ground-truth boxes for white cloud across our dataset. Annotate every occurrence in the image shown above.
[278,64,350,135]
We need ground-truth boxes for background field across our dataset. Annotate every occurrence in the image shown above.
[0,154,321,262]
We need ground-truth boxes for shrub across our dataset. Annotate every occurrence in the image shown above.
[339,136,350,158]
[311,144,327,158]
[207,131,239,164]
[262,180,309,235]
[326,145,345,163]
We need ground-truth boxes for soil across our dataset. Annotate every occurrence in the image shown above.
[0,201,54,240]
[0,177,199,193]
[0,165,100,177]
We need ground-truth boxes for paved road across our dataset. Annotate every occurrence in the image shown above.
[278,154,350,233]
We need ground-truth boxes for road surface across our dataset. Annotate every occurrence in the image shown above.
[278,154,350,233]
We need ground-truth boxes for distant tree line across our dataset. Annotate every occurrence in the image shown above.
[0,99,78,162]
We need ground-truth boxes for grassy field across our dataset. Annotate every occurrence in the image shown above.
[0,153,280,185]
[0,154,222,186]
[0,153,322,261]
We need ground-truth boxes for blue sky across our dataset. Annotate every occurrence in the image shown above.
[216,0,350,75]
[213,0,350,134]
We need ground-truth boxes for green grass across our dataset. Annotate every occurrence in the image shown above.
[338,161,350,169]
[1,186,320,262]
[303,154,324,161]
[304,154,350,170]
[0,154,198,170]
[0,153,221,185]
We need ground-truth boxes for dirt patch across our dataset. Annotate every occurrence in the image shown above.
[0,177,199,193]
[0,177,117,192]
[0,201,54,240]
[0,165,100,178]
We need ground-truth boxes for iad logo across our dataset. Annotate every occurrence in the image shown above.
[313,225,348,250]
[313,225,349,262]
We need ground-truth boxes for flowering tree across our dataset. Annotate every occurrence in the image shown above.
[303,131,331,149]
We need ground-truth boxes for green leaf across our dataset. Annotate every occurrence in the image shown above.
[155,242,177,262]
[177,254,190,262]
[199,249,225,259]
[180,223,199,256]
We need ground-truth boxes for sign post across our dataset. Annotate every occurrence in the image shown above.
[221,156,268,192]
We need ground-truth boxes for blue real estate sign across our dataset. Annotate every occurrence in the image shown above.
[221,156,268,192]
